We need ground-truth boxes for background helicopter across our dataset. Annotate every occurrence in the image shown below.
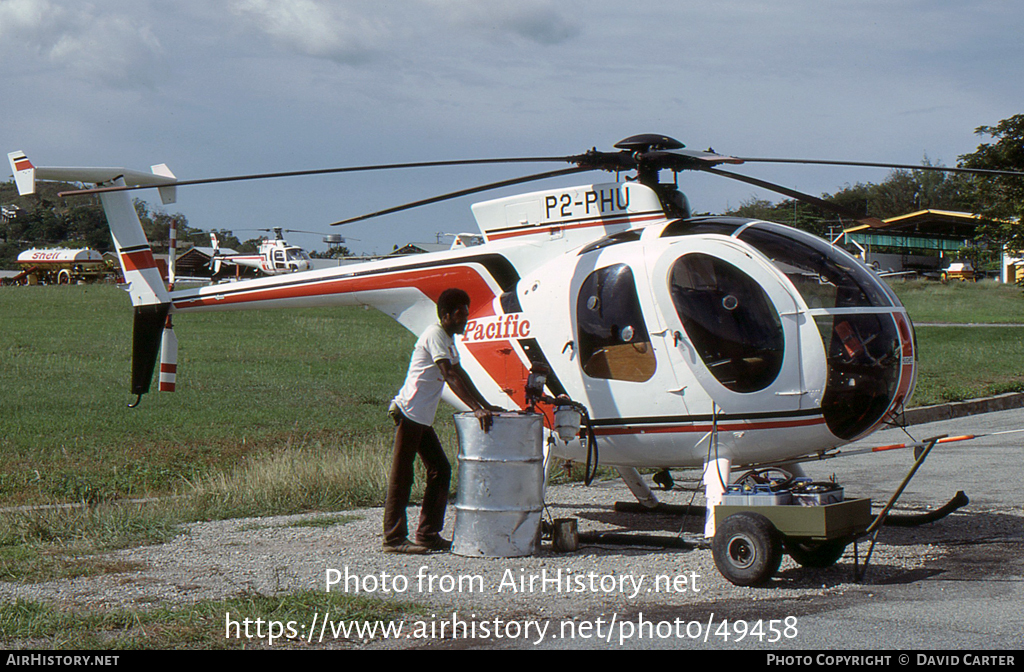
[10,135,1024,539]
[208,227,316,278]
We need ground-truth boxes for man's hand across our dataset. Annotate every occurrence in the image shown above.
[474,407,494,432]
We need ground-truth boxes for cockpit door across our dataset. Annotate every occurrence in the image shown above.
[650,238,808,414]
[567,257,693,423]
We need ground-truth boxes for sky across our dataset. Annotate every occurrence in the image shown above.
[2,0,1022,255]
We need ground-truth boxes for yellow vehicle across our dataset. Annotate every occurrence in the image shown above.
[941,261,975,283]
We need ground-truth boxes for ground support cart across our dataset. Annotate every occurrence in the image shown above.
[713,498,873,586]
[711,435,946,586]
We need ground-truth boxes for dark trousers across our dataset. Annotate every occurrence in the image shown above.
[383,412,451,545]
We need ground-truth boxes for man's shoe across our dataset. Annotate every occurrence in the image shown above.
[382,539,428,555]
[416,536,452,552]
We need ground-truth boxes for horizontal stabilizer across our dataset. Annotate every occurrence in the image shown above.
[6,151,176,202]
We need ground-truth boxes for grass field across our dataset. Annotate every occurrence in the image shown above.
[2,589,426,649]
[1,284,427,507]
[3,280,1024,508]
[889,278,1024,324]
[888,279,1024,405]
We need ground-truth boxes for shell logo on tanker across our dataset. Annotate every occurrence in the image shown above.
[462,314,531,343]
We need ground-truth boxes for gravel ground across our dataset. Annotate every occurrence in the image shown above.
[2,474,1015,649]
[0,477,928,612]
[2,408,1021,650]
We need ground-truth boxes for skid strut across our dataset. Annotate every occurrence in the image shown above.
[852,434,944,582]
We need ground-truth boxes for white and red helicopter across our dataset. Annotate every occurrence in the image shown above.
[209,227,313,278]
[9,136,1023,540]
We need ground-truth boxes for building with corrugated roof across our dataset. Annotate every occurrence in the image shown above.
[843,209,1015,280]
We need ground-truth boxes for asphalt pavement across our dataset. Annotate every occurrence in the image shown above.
[753,408,1024,651]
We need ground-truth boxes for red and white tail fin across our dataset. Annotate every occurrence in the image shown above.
[8,151,36,195]
[8,151,179,400]
[8,151,179,204]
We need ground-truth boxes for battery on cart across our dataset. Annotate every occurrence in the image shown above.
[722,484,792,506]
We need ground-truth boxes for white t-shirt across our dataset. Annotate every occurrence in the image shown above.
[393,323,459,426]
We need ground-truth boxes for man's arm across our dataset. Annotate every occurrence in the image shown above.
[436,359,497,430]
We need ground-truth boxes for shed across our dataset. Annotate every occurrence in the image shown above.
[843,209,1002,278]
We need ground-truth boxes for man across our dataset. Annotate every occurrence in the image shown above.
[383,288,497,554]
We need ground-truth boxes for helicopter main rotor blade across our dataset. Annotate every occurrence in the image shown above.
[733,157,1024,179]
[56,156,575,198]
[329,166,595,227]
[699,166,886,228]
[234,227,326,236]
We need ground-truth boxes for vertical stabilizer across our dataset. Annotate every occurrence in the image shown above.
[151,163,177,205]
[99,179,172,307]
[8,152,36,195]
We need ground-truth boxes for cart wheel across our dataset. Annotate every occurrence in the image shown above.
[712,512,783,586]
[784,539,848,568]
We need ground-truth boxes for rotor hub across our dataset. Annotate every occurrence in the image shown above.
[614,134,685,153]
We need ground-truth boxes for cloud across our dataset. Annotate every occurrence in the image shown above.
[228,0,578,66]
[429,0,580,45]
[0,0,163,88]
[230,0,387,64]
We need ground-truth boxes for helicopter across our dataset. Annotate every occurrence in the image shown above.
[208,227,314,278]
[9,136,1024,539]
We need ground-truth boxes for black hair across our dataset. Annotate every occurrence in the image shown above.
[437,288,470,318]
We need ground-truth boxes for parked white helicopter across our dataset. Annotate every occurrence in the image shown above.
[209,227,313,277]
[9,137,1023,542]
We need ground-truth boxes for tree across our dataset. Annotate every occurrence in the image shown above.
[310,245,351,259]
[0,188,197,269]
[726,197,833,236]
[825,160,970,221]
[725,158,971,236]
[958,114,1024,252]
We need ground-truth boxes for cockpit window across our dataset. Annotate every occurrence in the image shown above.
[577,264,655,382]
[737,223,893,309]
[815,314,901,440]
[660,218,746,238]
[670,254,784,393]
[579,230,643,256]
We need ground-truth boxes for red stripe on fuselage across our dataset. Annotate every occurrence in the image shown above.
[593,416,826,436]
[463,341,533,413]
[174,264,499,310]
